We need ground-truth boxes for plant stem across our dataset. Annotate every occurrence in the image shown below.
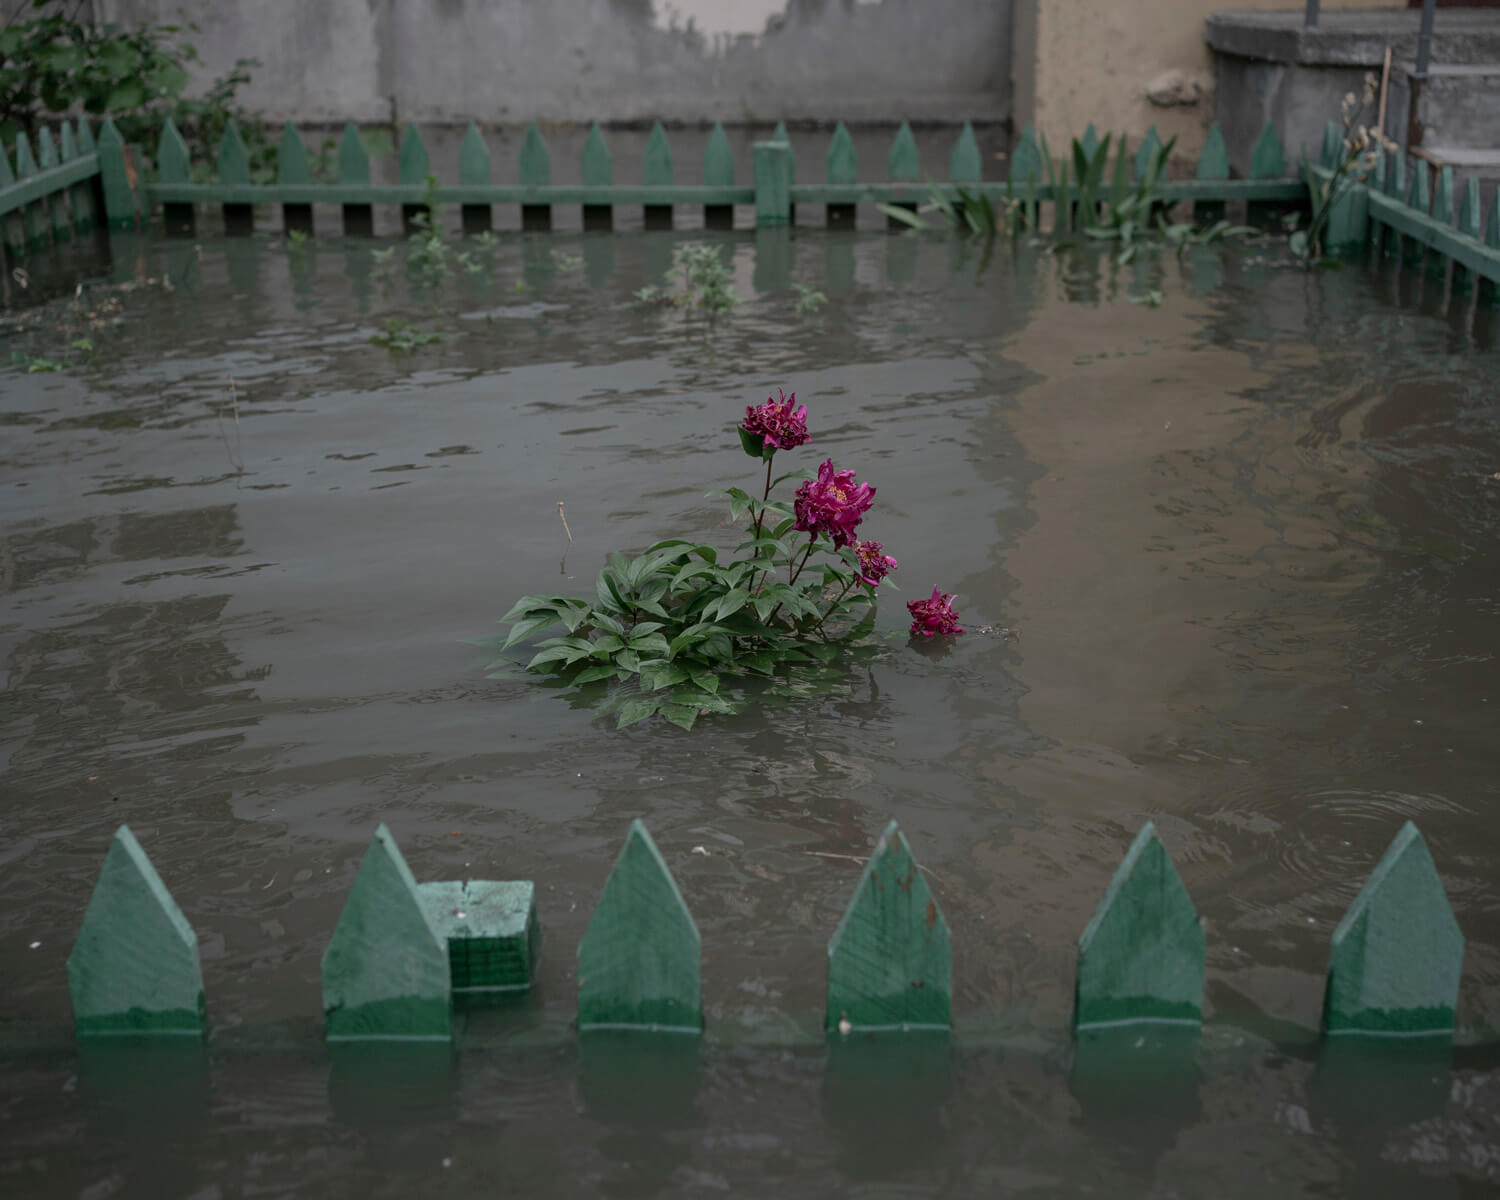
[748,453,776,596]
[788,535,817,586]
[812,577,857,634]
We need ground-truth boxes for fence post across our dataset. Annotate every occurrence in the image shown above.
[825,121,857,229]
[1455,176,1481,295]
[398,123,430,235]
[519,122,552,231]
[37,126,71,242]
[581,123,612,231]
[157,118,195,237]
[1323,822,1463,1037]
[322,824,451,1041]
[337,122,373,236]
[703,121,734,230]
[217,120,253,235]
[1193,123,1230,224]
[458,122,491,234]
[642,120,674,230]
[577,820,701,1033]
[1075,822,1204,1030]
[753,140,792,227]
[826,821,951,1033]
[67,826,206,1037]
[886,121,920,228]
[278,123,314,236]
[95,119,138,230]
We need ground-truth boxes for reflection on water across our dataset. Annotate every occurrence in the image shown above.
[2,226,1500,1194]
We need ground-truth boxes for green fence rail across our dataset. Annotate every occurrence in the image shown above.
[3,116,1498,297]
[65,816,1464,1047]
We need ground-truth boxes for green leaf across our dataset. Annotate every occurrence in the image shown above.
[616,697,662,729]
[686,666,719,694]
[661,703,699,731]
[526,644,591,671]
[629,632,671,657]
[573,663,616,685]
[713,588,751,621]
[503,612,560,648]
[104,81,144,110]
[738,426,771,460]
[591,633,625,656]
[877,202,928,230]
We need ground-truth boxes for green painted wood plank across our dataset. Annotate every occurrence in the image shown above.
[1075,822,1204,1030]
[36,126,58,170]
[826,821,951,1032]
[399,123,429,185]
[788,178,1304,207]
[36,126,73,240]
[1249,123,1284,179]
[1433,165,1455,226]
[827,122,857,185]
[156,118,191,184]
[577,820,701,1034]
[643,120,673,185]
[96,119,137,228]
[520,122,551,186]
[59,121,94,231]
[322,824,451,1042]
[1458,176,1481,241]
[1321,120,1342,170]
[1323,822,1463,1037]
[1135,124,1163,182]
[0,138,14,188]
[277,124,309,184]
[12,132,44,244]
[458,122,490,185]
[1194,123,1229,223]
[1488,190,1500,251]
[753,141,793,226]
[1406,159,1431,267]
[419,880,538,993]
[772,121,791,148]
[888,121,920,182]
[66,826,206,1037]
[77,119,95,155]
[1483,190,1500,306]
[1368,190,1500,284]
[581,123,612,186]
[217,121,251,185]
[338,123,370,184]
[772,122,795,219]
[147,182,753,206]
[703,122,733,186]
[950,122,981,183]
[1010,124,1042,186]
[1383,149,1406,258]
[0,150,102,215]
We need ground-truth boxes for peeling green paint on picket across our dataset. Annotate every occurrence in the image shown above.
[322,824,451,1042]
[1323,822,1463,1037]
[577,821,701,1034]
[826,821,951,1033]
[419,880,539,992]
[67,826,205,1037]
[1075,823,1204,1030]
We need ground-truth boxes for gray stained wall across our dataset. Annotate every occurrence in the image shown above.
[93,0,1012,126]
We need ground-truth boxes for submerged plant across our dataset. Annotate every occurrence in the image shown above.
[491,388,905,729]
[370,318,449,353]
[635,243,738,316]
[791,282,827,315]
[1293,75,1396,267]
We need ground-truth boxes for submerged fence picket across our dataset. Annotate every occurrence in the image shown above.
[3,115,1499,301]
[63,814,1467,1055]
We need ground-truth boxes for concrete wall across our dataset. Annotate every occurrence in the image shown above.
[1012,0,1402,163]
[92,0,1011,126]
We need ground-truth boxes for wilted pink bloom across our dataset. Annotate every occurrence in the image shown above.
[907,586,964,637]
[793,458,875,548]
[740,388,810,454]
[855,540,898,587]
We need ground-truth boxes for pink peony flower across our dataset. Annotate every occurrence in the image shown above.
[855,540,899,588]
[739,388,810,456]
[793,458,875,549]
[907,586,964,637]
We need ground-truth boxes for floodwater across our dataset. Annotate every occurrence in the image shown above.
[2,217,1500,1197]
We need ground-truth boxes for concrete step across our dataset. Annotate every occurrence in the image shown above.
[1408,146,1500,224]
[1207,9,1500,69]
[1388,63,1500,153]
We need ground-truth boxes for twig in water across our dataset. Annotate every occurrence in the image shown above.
[1377,47,1392,136]
[217,374,245,474]
[558,500,572,544]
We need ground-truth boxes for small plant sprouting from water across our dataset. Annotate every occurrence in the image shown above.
[791,282,827,315]
[635,243,738,315]
[1292,75,1396,268]
[406,175,452,285]
[490,389,964,730]
[370,318,450,354]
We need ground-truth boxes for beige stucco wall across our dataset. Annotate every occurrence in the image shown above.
[1014,0,1402,160]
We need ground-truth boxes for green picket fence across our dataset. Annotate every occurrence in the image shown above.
[67,814,1464,1046]
[4,116,1498,297]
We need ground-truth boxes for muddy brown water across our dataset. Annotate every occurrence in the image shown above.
[2,224,1500,1196]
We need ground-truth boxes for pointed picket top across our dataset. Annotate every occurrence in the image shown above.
[217,120,250,186]
[1249,123,1284,179]
[772,120,791,146]
[1458,176,1481,240]
[322,824,451,1041]
[1075,822,1204,1030]
[1408,159,1431,215]
[60,120,78,163]
[278,123,309,184]
[1134,124,1163,182]
[1321,120,1342,169]
[578,820,701,1033]
[14,131,37,178]
[949,121,981,183]
[156,118,191,184]
[67,826,205,1036]
[581,122,612,187]
[826,821,952,1032]
[38,125,59,169]
[642,120,673,185]
[826,121,856,184]
[76,118,96,155]
[703,121,733,186]
[337,122,370,185]
[519,121,551,187]
[458,121,489,185]
[888,121,920,182]
[96,117,137,226]
[1433,165,1455,226]
[1195,123,1229,181]
[1079,123,1100,163]
[399,123,430,186]
[1008,124,1040,185]
[1324,823,1463,1037]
